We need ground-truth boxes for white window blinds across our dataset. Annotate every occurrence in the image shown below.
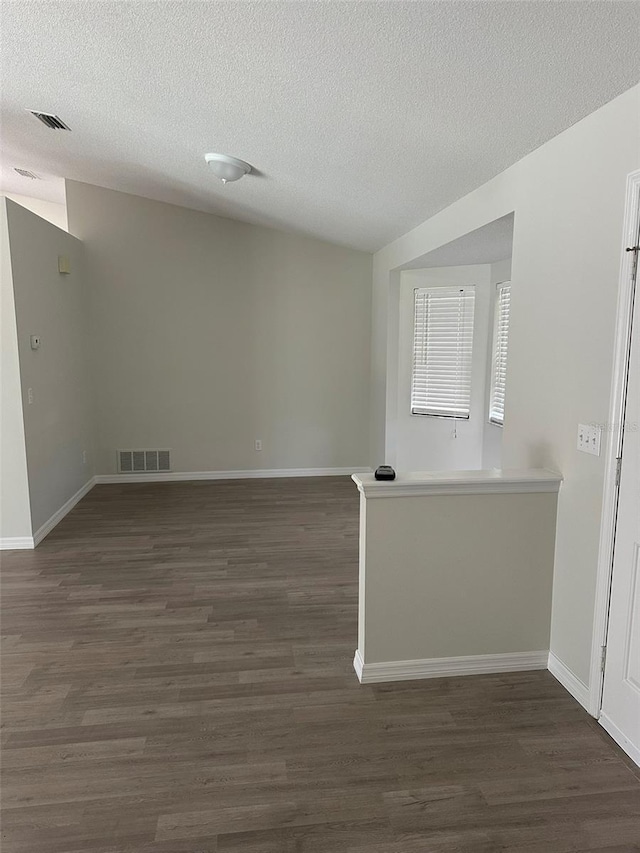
[411,286,476,418]
[489,282,511,425]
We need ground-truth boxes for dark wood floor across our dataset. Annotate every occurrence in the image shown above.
[1,477,639,852]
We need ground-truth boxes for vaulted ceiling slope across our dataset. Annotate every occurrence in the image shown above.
[1,1,639,251]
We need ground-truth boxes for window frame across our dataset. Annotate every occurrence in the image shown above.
[410,285,476,420]
[488,281,512,427]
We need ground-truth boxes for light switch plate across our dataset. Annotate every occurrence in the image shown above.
[30,335,41,350]
[577,423,601,456]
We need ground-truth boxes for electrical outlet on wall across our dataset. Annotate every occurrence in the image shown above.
[27,387,34,404]
[82,450,87,464]
[255,439,262,452]
[577,423,602,456]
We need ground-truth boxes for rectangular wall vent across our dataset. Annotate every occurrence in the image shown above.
[28,110,71,130]
[14,167,40,179]
[118,449,171,474]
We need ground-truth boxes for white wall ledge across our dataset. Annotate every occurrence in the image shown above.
[352,468,562,497]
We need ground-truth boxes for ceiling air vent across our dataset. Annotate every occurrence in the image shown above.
[28,111,71,130]
[14,168,40,179]
[118,449,171,474]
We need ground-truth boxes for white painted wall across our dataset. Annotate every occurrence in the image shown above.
[0,200,32,544]
[370,84,640,688]
[65,181,372,475]
[5,200,95,535]
[1,192,68,232]
[481,257,512,469]
[395,265,492,472]
[503,114,638,691]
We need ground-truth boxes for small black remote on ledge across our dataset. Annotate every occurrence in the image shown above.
[374,465,396,481]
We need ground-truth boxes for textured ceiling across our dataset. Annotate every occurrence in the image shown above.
[405,214,514,269]
[1,1,639,251]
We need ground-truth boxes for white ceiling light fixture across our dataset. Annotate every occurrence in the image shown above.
[205,152,252,184]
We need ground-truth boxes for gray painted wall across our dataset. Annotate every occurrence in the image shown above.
[66,182,372,475]
[0,200,31,541]
[360,491,558,663]
[6,200,95,534]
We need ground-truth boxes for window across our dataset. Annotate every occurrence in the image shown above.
[488,282,511,425]
[411,286,475,418]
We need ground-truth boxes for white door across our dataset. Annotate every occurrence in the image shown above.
[600,207,640,765]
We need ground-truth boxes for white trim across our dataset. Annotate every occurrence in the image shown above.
[599,712,640,768]
[0,536,35,550]
[32,477,96,546]
[353,649,365,682]
[351,468,562,498]
[0,477,96,550]
[352,649,548,684]
[590,168,640,717]
[548,651,590,710]
[95,467,369,484]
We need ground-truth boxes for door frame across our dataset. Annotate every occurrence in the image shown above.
[589,168,640,717]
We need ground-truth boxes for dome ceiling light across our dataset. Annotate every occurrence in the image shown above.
[205,153,252,184]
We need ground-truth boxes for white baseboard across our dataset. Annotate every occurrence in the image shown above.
[599,712,640,768]
[1,477,96,551]
[548,651,590,710]
[0,535,35,551]
[353,649,549,684]
[94,467,369,484]
[2,468,366,550]
[353,649,365,681]
[32,477,96,547]
[32,477,96,546]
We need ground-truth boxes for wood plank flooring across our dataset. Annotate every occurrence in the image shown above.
[1,476,639,852]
